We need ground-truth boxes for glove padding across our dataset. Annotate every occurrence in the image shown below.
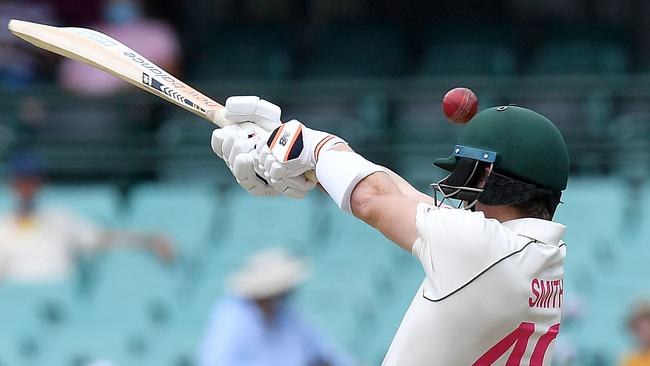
[224,96,281,131]
[212,97,317,199]
[255,119,344,185]
[212,126,278,196]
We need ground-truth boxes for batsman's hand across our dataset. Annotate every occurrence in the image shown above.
[212,126,279,196]
[255,119,344,188]
[211,96,316,198]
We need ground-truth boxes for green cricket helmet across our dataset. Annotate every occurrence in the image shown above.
[432,105,569,214]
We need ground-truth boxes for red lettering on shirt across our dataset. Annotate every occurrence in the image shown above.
[529,278,540,307]
[529,277,563,309]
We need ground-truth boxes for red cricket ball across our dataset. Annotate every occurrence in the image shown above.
[442,87,478,124]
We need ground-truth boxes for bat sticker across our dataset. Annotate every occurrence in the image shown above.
[68,28,117,47]
[142,73,206,113]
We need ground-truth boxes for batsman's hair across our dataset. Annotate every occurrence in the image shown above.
[512,194,554,220]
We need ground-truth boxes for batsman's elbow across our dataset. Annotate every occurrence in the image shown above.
[350,175,388,226]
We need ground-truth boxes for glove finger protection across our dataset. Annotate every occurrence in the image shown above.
[227,135,257,168]
[232,151,279,196]
[224,96,282,132]
[286,175,317,191]
[270,175,316,199]
[212,125,249,164]
[211,125,280,197]
[210,128,228,159]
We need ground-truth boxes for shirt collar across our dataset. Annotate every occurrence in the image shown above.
[501,218,566,246]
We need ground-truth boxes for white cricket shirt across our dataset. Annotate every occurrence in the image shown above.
[0,208,101,283]
[383,203,566,366]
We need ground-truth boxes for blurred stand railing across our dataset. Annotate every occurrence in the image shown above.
[1,75,649,186]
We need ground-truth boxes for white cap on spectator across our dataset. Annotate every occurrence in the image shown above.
[228,248,308,299]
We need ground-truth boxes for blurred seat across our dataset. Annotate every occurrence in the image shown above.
[0,187,13,213]
[41,327,132,366]
[156,109,230,183]
[301,24,407,79]
[40,184,121,225]
[529,41,627,75]
[527,27,629,75]
[192,26,295,81]
[555,178,624,242]
[81,250,177,333]
[220,190,317,257]
[125,183,218,253]
[146,326,202,366]
[417,23,516,77]
[0,281,76,331]
[0,281,77,366]
[282,99,372,144]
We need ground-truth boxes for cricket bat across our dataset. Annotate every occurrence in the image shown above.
[7,19,317,182]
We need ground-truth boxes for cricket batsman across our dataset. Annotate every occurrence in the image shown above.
[211,96,569,365]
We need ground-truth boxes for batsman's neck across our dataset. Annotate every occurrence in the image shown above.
[476,203,525,223]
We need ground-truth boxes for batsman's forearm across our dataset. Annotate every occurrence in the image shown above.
[100,230,159,248]
[326,144,431,204]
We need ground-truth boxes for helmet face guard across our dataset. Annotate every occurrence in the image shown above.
[431,145,496,209]
[431,159,487,209]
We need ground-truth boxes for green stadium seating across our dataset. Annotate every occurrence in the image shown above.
[529,40,627,75]
[41,327,132,366]
[301,24,407,79]
[220,190,318,256]
[124,183,219,253]
[417,23,516,76]
[418,43,515,76]
[0,282,78,366]
[85,250,177,327]
[192,26,295,81]
[40,185,121,225]
[527,26,629,76]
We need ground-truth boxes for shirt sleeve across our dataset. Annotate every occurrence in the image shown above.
[411,203,518,299]
[52,210,103,253]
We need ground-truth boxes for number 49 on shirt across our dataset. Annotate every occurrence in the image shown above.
[473,322,560,366]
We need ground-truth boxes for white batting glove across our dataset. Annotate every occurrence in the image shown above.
[224,96,281,131]
[212,126,279,196]
[211,97,316,198]
[255,119,345,183]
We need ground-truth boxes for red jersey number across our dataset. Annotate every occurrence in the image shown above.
[472,322,560,366]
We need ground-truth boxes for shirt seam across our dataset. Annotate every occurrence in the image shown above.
[421,239,537,303]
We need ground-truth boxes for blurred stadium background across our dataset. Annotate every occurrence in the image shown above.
[1,0,650,365]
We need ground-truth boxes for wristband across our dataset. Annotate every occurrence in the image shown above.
[316,150,385,213]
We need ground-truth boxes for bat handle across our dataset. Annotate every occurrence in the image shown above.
[209,109,318,183]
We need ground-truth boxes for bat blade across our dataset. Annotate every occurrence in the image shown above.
[8,19,317,182]
[8,19,228,127]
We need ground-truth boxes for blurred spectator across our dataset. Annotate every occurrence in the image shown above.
[620,300,650,366]
[0,152,174,283]
[198,248,353,366]
[0,0,57,86]
[59,0,181,96]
